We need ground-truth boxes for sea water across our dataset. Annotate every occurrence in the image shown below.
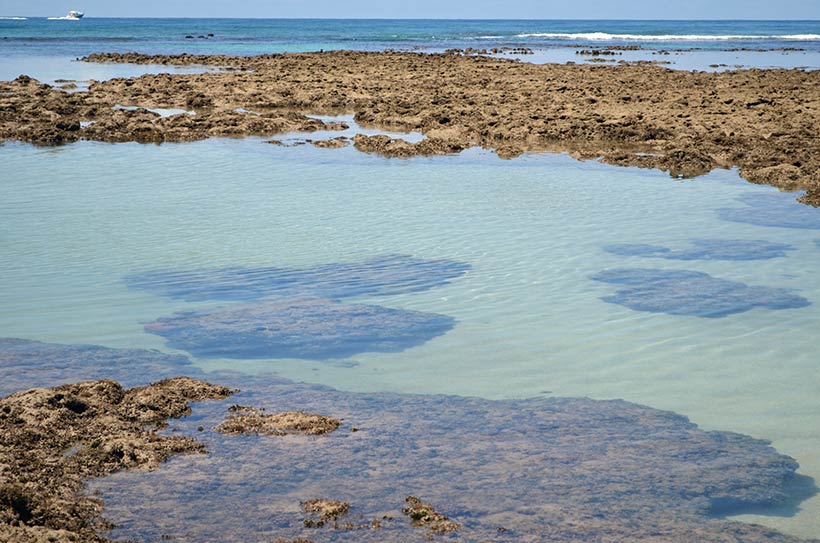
[2,136,820,537]
[2,17,820,540]
[2,18,820,85]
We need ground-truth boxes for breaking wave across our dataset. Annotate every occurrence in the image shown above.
[511,32,820,41]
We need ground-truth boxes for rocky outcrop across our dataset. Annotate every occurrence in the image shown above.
[2,51,820,203]
[0,378,234,542]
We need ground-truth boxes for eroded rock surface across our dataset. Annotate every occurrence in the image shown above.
[2,52,820,203]
[0,378,234,543]
[217,406,342,436]
[352,134,467,158]
[403,496,461,534]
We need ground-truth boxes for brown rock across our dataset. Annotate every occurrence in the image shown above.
[301,499,350,521]
[0,378,234,542]
[2,51,820,203]
[402,496,460,534]
[216,407,341,436]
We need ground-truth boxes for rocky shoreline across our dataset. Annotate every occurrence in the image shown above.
[1,51,818,204]
[0,377,234,543]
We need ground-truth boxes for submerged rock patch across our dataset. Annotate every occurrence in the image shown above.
[144,297,456,360]
[126,254,471,302]
[604,239,795,260]
[89,379,816,543]
[0,338,194,398]
[591,268,810,317]
[718,193,820,230]
[1,341,815,542]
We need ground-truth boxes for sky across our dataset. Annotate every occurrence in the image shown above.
[4,0,820,19]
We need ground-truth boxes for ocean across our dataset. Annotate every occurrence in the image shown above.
[2,18,820,541]
[3,18,820,55]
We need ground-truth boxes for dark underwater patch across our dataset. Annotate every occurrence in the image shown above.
[144,298,456,360]
[126,254,471,302]
[591,268,810,318]
[0,338,193,397]
[89,377,816,543]
[718,193,820,230]
[604,239,794,260]
[1,339,815,542]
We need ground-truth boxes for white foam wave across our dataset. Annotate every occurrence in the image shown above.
[512,32,820,41]
[0,16,27,20]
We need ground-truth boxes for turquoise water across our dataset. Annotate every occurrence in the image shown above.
[3,17,820,541]
[2,18,820,84]
[2,19,820,57]
[2,133,820,536]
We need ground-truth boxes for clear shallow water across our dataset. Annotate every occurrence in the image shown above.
[1,136,820,537]
[3,18,820,539]
[0,55,221,91]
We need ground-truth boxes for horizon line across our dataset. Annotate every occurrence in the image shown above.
[5,16,820,22]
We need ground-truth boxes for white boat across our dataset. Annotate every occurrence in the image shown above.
[48,10,84,20]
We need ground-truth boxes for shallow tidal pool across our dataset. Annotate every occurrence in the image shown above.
[2,137,820,538]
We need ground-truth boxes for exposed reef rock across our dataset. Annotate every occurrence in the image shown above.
[2,51,820,203]
[402,496,461,534]
[0,378,234,543]
[144,298,456,360]
[352,134,467,158]
[312,136,351,148]
[300,499,385,531]
[604,239,795,260]
[302,499,350,521]
[217,406,342,436]
[126,254,471,302]
[591,268,810,317]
